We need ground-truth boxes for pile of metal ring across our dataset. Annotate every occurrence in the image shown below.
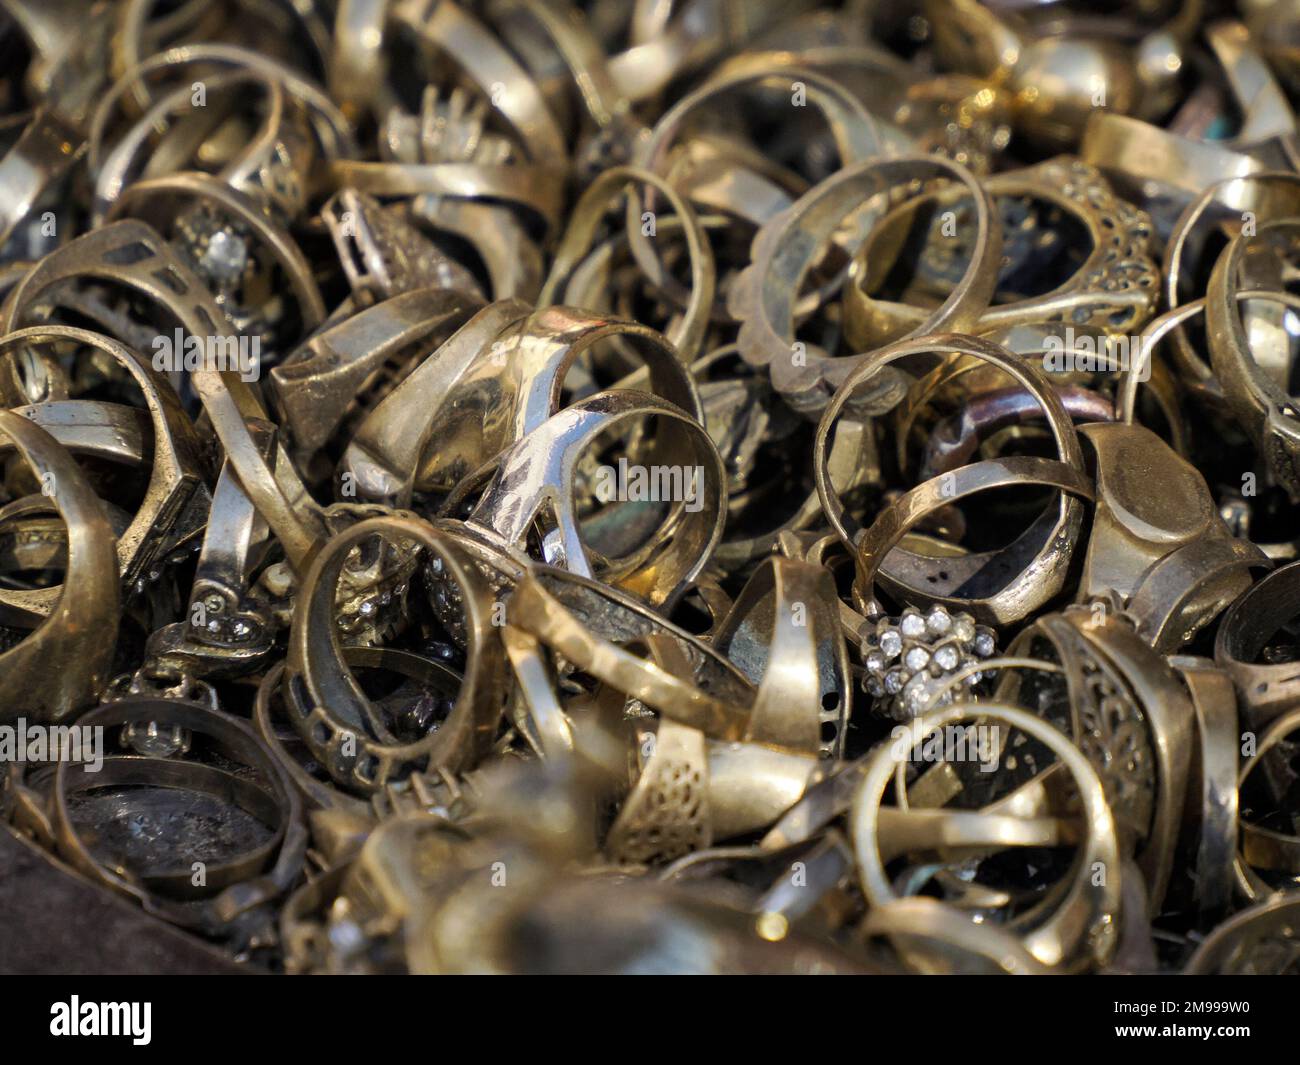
[5,0,1300,975]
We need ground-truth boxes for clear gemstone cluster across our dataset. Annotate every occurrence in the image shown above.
[861,604,996,721]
